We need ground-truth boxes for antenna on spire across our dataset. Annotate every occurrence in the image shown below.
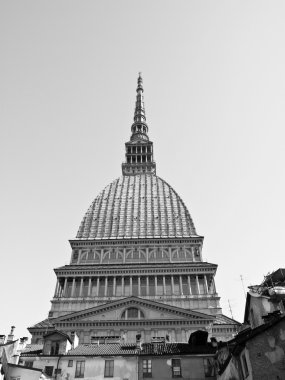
[228,299,234,320]
[240,275,247,298]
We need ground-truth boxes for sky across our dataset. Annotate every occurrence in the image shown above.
[1,0,285,340]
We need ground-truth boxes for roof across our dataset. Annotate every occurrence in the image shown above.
[22,343,215,357]
[214,314,241,325]
[29,318,55,330]
[43,330,72,343]
[225,315,285,348]
[76,174,198,240]
[21,344,43,354]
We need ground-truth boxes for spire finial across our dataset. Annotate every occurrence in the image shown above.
[121,74,156,175]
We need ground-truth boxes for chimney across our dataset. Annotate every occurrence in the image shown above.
[70,331,79,349]
[19,337,29,350]
[7,326,15,342]
[136,334,142,350]
[0,335,6,344]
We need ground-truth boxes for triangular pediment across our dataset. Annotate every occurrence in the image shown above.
[53,297,216,324]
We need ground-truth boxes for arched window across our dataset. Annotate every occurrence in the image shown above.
[121,307,145,319]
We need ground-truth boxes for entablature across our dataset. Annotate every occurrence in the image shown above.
[54,262,218,277]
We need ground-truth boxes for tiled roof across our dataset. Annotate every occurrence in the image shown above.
[76,174,197,240]
[214,314,241,325]
[29,318,55,329]
[66,343,215,356]
[22,344,43,354]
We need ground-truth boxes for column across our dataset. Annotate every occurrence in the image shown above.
[204,275,209,294]
[54,279,59,297]
[196,276,200,295]
[96,277,100,296]
[163,276,166,295]
[146,276,149,296]
[187,275,192,295]
[71,278,76,297]
[113,277,116,297]
[179,276,183,295]
[171,276,174,295]
[79,278,84,297]
[88,278,92,297]
[169,247,172,262]
[63,278,67,297]
[130,277,133,296]
[104,277,108,297]
[122,277,125,296]
[192,247,195,262]
[138,277,141,296]
[154,276,158,295]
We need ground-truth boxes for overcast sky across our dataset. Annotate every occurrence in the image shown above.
[1,0,285,339]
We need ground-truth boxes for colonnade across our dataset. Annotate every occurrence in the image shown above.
[54,274,216,298]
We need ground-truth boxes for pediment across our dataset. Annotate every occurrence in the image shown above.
[54,297,215,324]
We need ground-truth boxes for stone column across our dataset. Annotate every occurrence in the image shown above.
[122,277,125,296]
[96,277,100,296]
[196,276,200,295]
[71,278,76,297]
[130,277,133,296]
[54,279,59,297]
[204,275,208,294]
[138,277,141,296]
[113,277,116,297]
[179,276,183,295]
[171,276,175,295]
[146,276,149,296]
[63,278,67,297]
[163,276,166,295]
[88,278,92,297]
[79,277,84,297]
[154,276,158,295]
[187,275,192,295]
[192,247,195,262]
[104,277,108,297]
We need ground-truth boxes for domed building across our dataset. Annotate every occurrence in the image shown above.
[29,75,238,344]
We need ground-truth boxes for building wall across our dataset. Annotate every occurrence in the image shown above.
[247,295,280,328]
[30,356,137,380]
[246,319,285,380]
[138,355,216,380]
[8,366,42,380]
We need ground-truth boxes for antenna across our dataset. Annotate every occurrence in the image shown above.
[228,299,234,320]
[240,275,247,298]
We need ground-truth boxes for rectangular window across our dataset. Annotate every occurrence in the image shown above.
[75,361,85,378]
[68,360,73,367]
[172,359,181,377]
[142,359,152,378]
[242,353,249,377]
[104,359,114,377]
[25,361,33,368]
[54,369,62,375]
[44,366,54,377]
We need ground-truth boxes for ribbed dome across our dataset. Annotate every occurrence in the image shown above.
[76,174,197,240]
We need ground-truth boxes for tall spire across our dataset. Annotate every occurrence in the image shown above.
[131,73,149,142]
[122,74,156,176]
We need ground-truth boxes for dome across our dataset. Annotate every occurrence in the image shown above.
[76,174,197,240]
